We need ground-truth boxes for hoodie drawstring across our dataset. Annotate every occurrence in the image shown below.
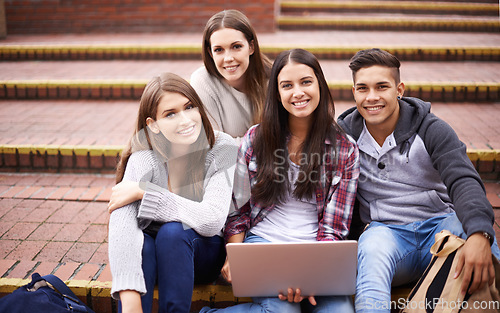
[400,140,411,163]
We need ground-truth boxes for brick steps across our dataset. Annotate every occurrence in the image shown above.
[278,0,499,32]
[1,2,499,311]
[2,44,500,62]
[285,0,498,4]
[1,80,498,102]
[0,174,497,312]
[0,177,495,313]
[281,1,499,16]
[1,60,499,102]
[0,259,243,313]
[0,173,114,201]
[0,144,498,179]
[1,31,499,62]
[277,14,499,32]
[0,144,122,174]
[0,100,498,180]
[0,270,410,313]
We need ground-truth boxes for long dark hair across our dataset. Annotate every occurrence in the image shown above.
[252,49,343,206]
[115,73,215,200]
[202,9,272,124]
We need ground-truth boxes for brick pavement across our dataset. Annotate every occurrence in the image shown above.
[0,100,498,150]
[1,60,500,83]
[1,31,499,48]
[0,172,497,269]
[0,13,499,312]
[0,172,114,310]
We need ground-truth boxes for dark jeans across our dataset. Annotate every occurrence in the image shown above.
[130,222,225,313]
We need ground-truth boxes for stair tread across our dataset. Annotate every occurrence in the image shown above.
[1,60,499,85]
[0,100,498,151]
[1,31,499,49]
[280,13,500,21]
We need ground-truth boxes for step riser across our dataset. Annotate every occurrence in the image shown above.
[378,0,497,2]
[278,20,500,33]
[0,50,199,61]
[1,84,498,102]
[0,147,498,182]
[281,8,499,17]
[2,48,499,62]
[0,146,121,174]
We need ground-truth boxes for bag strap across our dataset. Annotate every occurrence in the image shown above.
[430,231,466,313]
[444,273,465,313]
[430,230,465,257]
[41,274,95,313]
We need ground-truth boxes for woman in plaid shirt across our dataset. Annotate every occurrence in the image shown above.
[201,49,360,313]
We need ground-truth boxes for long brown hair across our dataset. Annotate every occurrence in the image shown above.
[202,9,272,124]
[252,49,343,206]
[116,73,215,200]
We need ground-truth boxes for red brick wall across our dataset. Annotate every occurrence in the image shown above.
[0,0,6,38]
[4,0,277,34]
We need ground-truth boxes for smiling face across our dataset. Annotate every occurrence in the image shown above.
[277,62,320,124]
[352,65,404,136]
[209,27,254,91]
[147,91,202,152]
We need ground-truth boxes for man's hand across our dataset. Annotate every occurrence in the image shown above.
[108,181,144,213]
[278,288,316,305]
[455,232,495,296]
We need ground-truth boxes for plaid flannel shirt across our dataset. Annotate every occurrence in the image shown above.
[225,124,360,242]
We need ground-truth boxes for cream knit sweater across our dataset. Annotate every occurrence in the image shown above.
[108,131,237,299]
[190,67,254,139]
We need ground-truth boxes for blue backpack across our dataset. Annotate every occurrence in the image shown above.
[0,273,95,313]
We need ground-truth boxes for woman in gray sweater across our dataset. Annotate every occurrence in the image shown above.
[107,73,238,313]
[190,9,272,141]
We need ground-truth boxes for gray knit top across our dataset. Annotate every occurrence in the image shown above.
[108,131,237,299]
[190,66,254,139]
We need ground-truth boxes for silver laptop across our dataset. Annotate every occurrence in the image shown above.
[226,240,357,298]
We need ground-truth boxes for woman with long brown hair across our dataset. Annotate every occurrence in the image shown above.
[190,9,272,141]
[200,49,359,313]
[108,73,237,313]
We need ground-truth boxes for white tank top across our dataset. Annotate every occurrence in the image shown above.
[251,161,319,242]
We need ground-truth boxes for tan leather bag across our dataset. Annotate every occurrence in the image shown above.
[401,230,500,313]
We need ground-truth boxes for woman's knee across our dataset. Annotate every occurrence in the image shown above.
[156,222,193,244]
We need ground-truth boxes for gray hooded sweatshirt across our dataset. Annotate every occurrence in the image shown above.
[337,97,494,239]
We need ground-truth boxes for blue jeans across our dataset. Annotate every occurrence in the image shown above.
[118,222,225,313]
[200,233,354,313]
[355,212,500,313]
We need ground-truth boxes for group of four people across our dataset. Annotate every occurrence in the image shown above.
[107,9,499,313]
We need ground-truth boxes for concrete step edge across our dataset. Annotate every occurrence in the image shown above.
[2,144,498,158]
[0,145,498,181]
[2,81,498,102]
[2,45,500,61]
[277,16,500,32]
[280,1,499,15]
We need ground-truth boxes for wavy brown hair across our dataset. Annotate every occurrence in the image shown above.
[252,49,343,206]
[202,9,272,124]
[115,73,215,200]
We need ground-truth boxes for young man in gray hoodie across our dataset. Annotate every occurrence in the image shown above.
[337,48,499,313]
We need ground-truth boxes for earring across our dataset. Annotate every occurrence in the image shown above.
[397,96,401,100]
